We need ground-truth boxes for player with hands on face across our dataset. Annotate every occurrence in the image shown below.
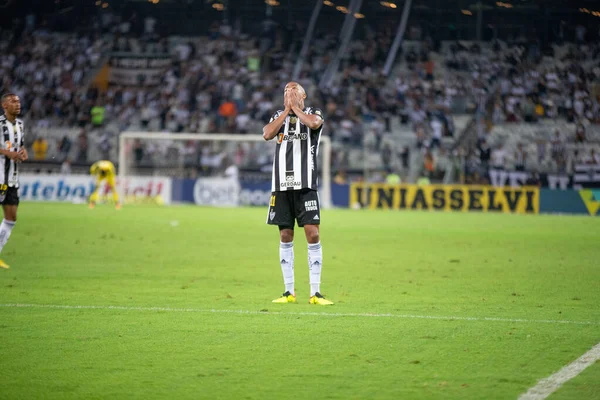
[263,82,333,305]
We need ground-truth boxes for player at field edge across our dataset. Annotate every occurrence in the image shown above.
[262,82,333,305]
[89,160,121,210]
[0,94,28,269]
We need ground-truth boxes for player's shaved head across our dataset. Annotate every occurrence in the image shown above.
[284,82,306,98]
[1,93,17,104]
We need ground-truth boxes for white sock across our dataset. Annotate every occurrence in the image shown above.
[0,219,16,254]
[308,242,323,296]
[279,242,294,294]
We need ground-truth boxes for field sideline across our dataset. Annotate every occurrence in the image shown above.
[0,202,598,399]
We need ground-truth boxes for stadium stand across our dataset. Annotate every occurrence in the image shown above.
[4,0,599,187]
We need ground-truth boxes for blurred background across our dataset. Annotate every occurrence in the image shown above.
[2,0,600,189]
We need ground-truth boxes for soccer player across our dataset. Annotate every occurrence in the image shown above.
[0,94,28,269]
[89,160,120,210]
[263,82,333,305]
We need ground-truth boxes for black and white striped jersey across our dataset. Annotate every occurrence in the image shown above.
[0,115,25,188]
[269,107,324,192]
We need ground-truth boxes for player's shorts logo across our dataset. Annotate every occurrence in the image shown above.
[269,211,276,220]
[305,200,318,211]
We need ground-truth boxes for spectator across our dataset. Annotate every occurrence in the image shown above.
[57,136,72,162]
[334,170,347,185]
[76,130,89,163]
[60,159,72,175]
[514,143,527,172]
[91,102,106,127]
[490,144,506,171]
[585,149,600,165]
[550,130,565,161]
[575,122,586,143]
[32,137,48,160]
[385,170,401,184]
[478,138,491,170]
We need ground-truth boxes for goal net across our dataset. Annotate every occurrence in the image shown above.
[117,132,332,208]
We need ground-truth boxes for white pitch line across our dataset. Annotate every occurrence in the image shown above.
[518,342,600,400]
[0,303,599,326]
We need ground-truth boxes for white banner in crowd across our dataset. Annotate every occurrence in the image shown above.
[18,174,172,204]
[108,54,171,86]
[488,170,529,187]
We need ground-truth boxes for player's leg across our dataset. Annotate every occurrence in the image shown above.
[267,192,297,303]
[108,175,120,209]
[0,189,19,269]
[296,189,333,305]
[89,176,102,208]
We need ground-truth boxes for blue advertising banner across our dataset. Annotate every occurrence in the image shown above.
[171,178,350,208]
[539,189,600,216]
[331,183,350,207]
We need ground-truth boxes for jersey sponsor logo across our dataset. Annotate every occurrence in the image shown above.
[281,171,301,188]
[305,200,318,211]
[4,141,10,150]
[281,133,308,142]
[310,145,315,171]
[281,181,302,188]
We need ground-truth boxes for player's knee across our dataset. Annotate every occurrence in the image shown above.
[306,229,319,244]
[279,228,294,243]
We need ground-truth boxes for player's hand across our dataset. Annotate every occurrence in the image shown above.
[291,91,304,110]
[284,92,293,113]
[289,91,300,108]
[17,148,28,162]
[6,151,20,161]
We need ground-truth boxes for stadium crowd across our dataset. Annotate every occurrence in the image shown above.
[3,6,599,185]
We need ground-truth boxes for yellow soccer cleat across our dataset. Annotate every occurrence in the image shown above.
[309,292,334,305]
[272,291,296,303]
[0,259,10,269]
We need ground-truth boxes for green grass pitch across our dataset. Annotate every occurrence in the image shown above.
[0,202,599,399]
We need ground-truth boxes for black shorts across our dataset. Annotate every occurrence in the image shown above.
[266,189,321,228]
[0,187,19,206]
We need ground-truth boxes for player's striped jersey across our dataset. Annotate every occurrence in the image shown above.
[0,115,24,188]
[269,107,324,192]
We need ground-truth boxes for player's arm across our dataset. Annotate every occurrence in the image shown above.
[0,149,20,161]
[263,107,290,141]
[291,105,323,130]
[18,128,27,161]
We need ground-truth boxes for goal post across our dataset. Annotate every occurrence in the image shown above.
[118,132,333,208]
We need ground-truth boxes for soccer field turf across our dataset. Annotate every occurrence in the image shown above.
[0,202,598,400]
